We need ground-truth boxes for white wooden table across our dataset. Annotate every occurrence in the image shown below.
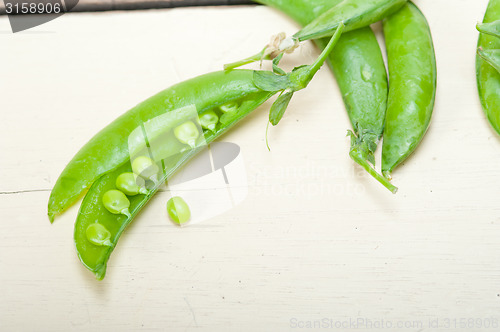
[1,1,500,331]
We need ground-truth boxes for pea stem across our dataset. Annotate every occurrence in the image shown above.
[224,48,267,70]
[103,240,113,247]
[305,22,345,80]
[121,208,132,218]
[349,149,397,194]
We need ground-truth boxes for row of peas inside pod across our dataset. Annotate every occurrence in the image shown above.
[85,101,242,247]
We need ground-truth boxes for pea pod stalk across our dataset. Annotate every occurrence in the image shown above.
[60,31,344,279]
[257,0,396,193]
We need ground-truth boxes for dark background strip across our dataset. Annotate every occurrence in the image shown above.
[0,0,258,15]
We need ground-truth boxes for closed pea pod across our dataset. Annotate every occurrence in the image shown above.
[257,0,396,192]
[48,71,272,222]
[69,32,344,279]
[477,0,500,135]
[381,2,436,178]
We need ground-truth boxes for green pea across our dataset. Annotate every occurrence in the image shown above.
[132,156,159,182]
[116,172,148,196]
[167,196,191,225]
[219,102,239,113]
[198,110,219,131]
[174,121,199,148]
[102,189,131,217]
[86,223,113,247]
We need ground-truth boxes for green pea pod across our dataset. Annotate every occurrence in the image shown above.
[477,19,500,38]
[71,32,344,279]
[381,2,436,178]
[477,0,500,135]
[258,0,395,193]
[224,0,407,70]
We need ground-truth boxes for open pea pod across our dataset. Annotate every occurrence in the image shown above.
[48,70,266,222]
[381,2,436,178]
[75,92,271,279]
[70,31,344,279]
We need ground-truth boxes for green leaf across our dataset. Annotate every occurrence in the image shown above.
[272,54,286,75]
[478,48,500,74]
[269,91,294,126]
[253,70,291,92]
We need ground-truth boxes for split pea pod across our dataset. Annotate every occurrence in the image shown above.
[381,2,436,178]
[67,31,344,279]
[48,71,270,222]
[477,0,500,135]
[225,0,407,70]
[257,0,395,193]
